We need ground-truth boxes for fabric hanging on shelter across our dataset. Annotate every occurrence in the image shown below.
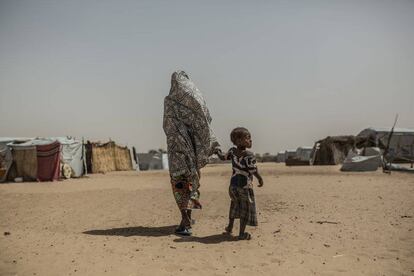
[91,142,116,173]
[36,141,61,181]
[163,70,219,201]
[0,145,13,182]
[11,145,38,181]
[114,145,133,171]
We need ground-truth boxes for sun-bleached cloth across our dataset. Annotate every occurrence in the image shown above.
[163,70,219,209]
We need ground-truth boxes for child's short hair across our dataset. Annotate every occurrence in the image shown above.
[230,127,250,146]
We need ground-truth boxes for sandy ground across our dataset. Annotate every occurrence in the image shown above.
[0,163,413,276]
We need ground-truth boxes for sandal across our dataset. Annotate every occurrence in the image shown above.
[175,225,185,232]
[175,227,192,236]
[238,232,251,240]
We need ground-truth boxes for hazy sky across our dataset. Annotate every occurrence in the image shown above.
[1,0,413,153]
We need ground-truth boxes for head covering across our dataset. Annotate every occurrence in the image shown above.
[163,70,219,200]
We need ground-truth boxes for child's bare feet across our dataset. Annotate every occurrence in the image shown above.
[238,232,251,240]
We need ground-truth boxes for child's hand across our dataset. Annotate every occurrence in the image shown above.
[258,178,264,187]
[213,147,222,155]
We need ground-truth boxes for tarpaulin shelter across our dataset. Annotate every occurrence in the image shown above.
[0,145,13,182]
[357,127,414,163]
[341,147,382,172]
[311,136,366,165]
[86,141,133,173]
[36,141,61,181]
[8,139,61,181]
[136,153,168,171]
[276,151,285,163]
[8,142,38,181]
[53,137,85,177]
[286,147,313,166]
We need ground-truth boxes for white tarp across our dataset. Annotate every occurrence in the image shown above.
[54,137,84,177]
[162,153,169,170]
[341,149,382,172]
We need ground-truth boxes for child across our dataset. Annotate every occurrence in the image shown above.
[215,127,264,240]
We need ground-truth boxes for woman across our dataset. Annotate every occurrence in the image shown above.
[163,70,219,236]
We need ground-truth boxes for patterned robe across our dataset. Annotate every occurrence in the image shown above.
[163,71,219,209]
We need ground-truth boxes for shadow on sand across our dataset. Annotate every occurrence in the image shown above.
[173,233,238,244]
[83,225,177,237]
[84,226,238,244]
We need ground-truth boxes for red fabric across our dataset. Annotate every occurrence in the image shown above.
[36,141,61,181]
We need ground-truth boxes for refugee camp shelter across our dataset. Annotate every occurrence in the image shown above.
[276,151,285,163]
[286,147,313,166]
[137,153,168,170]
[285,150,297,159]
[357,127,414,163]
[8,138,61,181]
[85,141,133,174]
[341,147,382,172]
[0,138,32,182]
[0,145,12,182]
[53,137,85,177]
[312,136,364,165]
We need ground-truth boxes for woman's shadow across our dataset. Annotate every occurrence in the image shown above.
[83,225,237,244]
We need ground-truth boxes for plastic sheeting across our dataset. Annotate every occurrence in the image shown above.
[0,145,12,182]
[53,137,84,177]
[341,150,382,172]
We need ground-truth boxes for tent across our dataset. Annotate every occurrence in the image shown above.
[311,136,366,165]
[8,139,61,181]
[285,150,297,159]
[53,137,85,177]
[276,151,285,163]
[341,147,382,172]
[8,142,38,181]
[137,153,166,170]
[0,145,12,182]
[357,127,414,163]
[86,141,133,173]
[286,147,313,166]
[36,141,61,181]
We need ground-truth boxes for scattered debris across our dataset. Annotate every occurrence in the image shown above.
[333,254,344,258]
[312,220,339,225]
[323,244,330,248]
[401,215,412,218]
[273,229,281,234]
[170,246,176,249]
[4,231,10,236]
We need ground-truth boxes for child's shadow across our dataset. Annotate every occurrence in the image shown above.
[173,233,237,244]
[83,225,176,237]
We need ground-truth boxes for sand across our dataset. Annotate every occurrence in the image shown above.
[0,163,413,276]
